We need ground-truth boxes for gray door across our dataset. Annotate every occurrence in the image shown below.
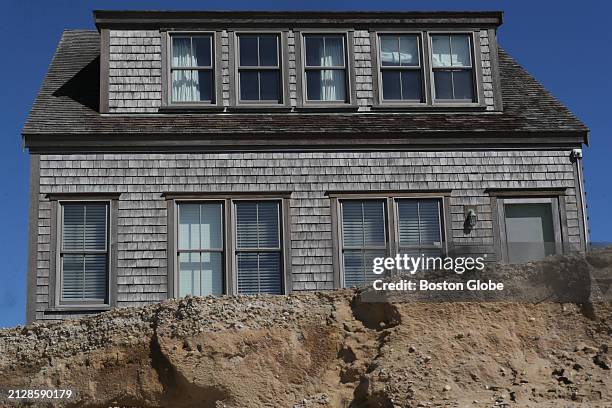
[502,201,560,263]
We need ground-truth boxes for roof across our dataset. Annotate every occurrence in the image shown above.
[22,30,588,150]
[93,10,503,28]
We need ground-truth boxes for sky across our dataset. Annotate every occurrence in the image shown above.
[0,0,610,328]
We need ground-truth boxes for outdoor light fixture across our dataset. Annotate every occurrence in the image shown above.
[464,208,478,232]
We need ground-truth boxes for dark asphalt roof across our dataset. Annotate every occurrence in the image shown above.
[22,30,588,142]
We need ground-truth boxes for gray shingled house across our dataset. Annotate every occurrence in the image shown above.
[22,10,589,322]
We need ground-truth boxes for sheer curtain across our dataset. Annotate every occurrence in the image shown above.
[172,38,200,102]
[320,38,345,101]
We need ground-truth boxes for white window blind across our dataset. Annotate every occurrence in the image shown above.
[341,200,387,287]
[177,203,224,297]
[60,202,108,302]
[396,199,443,256]
[235,201,282,294]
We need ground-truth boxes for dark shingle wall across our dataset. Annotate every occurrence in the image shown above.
[35,149,581,320]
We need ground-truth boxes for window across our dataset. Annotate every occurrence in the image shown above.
[59,202,108,303]
[396,199,443,257]
[304,34,347,102]
[170,34,214,103]
[340,200,388,287]
[177,203,224,297]
[497,198,562,263]
[338,197,445,287]
[235,201,283,294]
[238,34,281,103]
[430,34,475,101]
[378,34,423,101]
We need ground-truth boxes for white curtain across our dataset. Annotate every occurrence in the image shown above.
[320,38,345,101]
[172,38,200,102]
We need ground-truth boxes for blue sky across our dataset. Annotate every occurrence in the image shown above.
[0,0,610,327]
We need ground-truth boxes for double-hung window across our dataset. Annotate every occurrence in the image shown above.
[304,34,348,102]
[430,34,475,101]
[59,202,109,303]
[378,34,423,102]
[340,200,388,287]
[170,34,214,103]
[235,201,283,294]
[238,34,282,103]
[177,202,224,297]
[338,197,445,287]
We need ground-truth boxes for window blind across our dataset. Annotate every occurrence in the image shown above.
[396,199,443,257]
[235,201,282,294]
[60,202,108,302]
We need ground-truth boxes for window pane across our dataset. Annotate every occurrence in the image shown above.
[505,203,556,264]
[363,201,385,246]
[63,204,84,251]
[417,200,442,244]
[400,70,422,101]
[305,36,324,66]
[431,35,451,67]
[178,252,223,297]
[61,254,84,300]
[382,70,401,100]
[236,252,258,294]
[235,201,280,249]
[84,204,107,251]
[450,35,471,67]
[324,36,344,67]
[342,201,385,247]
[192,36,211,67]
[306,70,346,101]
[236,252,282,295]
[83,254,107,300]
[257,252,282,294]
[200,203,223,249]
[399,35,419,66]
[239,71,259,100]
[452,70,474,100]
[397,199,442,246]
[179,204,200,250]
[259,35,278,66]
[433,70,453,100]
[380,36,400,66]
[172,70,212,102]
[256,201,280,248]
[343,249,386,287]
[239,35,258,66]
[172,37,192,67]
[259,70,280,101]
[61,254,107,301]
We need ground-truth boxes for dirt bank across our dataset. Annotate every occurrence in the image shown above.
[0,250,610,407]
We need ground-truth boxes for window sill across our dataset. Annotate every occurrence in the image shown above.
[159,105,225,113]
[227,104,293,112]
[45,305,111,313]
[371,103,487,112]
[295,104,359,112]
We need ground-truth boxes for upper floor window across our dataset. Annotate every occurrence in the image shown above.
[430,34,475,102]
[238,34,282,103]
[378,34,423,102]
[304,34,348,102]
[170,34,214,103]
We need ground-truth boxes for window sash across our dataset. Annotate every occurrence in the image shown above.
[59,202,109,303]
[238,35,280,68]
[304,35,347,69]
[234,201,283,294]
[170,34,215,103]
[379,34,422,68]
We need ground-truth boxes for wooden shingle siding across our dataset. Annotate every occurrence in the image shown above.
[480,30,495,110]
[35,150,581,320]
[108,30,162,112]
